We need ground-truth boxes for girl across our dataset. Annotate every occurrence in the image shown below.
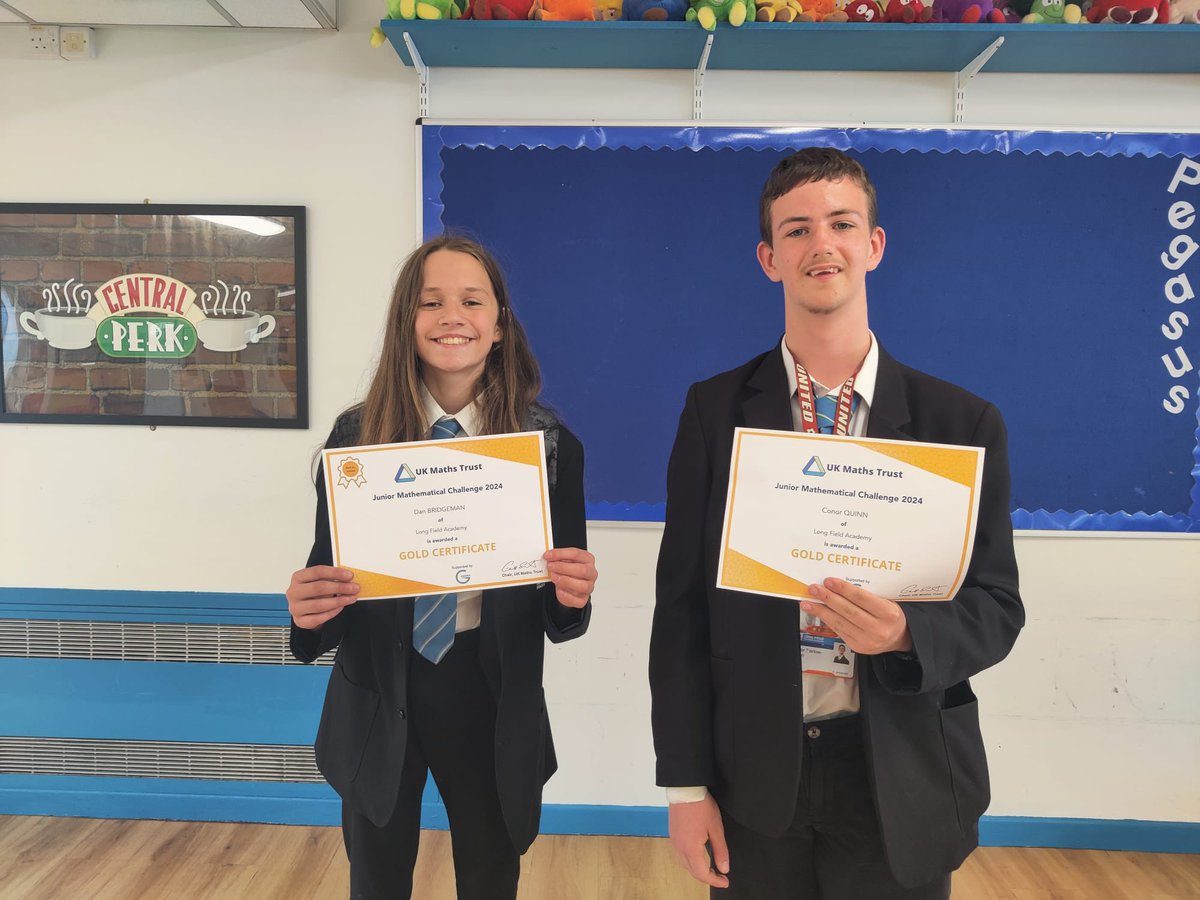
[286,235,598,900]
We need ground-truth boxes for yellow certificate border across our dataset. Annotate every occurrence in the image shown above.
[718,428,981,602]
[323,431,552,599]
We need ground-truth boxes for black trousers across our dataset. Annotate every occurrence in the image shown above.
[341,629,520,900]
[714,715,952,900]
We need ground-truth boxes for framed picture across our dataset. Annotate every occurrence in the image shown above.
[0,203,307,428]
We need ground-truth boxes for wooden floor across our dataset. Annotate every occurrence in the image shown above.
[1,816,1198,899]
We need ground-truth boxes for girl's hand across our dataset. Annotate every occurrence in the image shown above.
[287,565,360,631]
[543,548,597,609]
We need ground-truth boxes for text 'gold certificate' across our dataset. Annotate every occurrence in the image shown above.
[717,429,984,602]
[323,431,553,600]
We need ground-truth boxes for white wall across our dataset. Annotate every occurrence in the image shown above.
[1,1,1197,823]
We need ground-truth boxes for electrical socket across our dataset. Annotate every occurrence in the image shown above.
[28,24,60,60]
[59,26,95,60]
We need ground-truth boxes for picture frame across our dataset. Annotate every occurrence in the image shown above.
[0,203,307,428]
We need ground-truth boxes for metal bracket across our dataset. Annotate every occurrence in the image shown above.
[404,31,430,119]
[693,35,713,122]
[953,37,1003,124]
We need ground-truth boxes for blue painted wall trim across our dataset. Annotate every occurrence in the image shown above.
[1,776,1196,853]
[0,587,288,625]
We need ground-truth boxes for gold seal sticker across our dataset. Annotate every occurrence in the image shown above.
[336,457,367,488]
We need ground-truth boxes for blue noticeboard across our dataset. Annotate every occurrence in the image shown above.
[424,125,1200,532]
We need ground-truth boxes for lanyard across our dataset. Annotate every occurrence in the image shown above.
[794,361,857,436]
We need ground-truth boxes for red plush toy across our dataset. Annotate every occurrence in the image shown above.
[844,0,884,19]
[1086,0,1169,20]
[883,0,932,19]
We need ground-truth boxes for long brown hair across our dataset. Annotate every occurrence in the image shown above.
[356,235,541,445]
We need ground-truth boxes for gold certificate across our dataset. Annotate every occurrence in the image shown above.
[323,431,553,599]
[716,428,984,602]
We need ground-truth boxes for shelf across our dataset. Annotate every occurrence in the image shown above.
[380,19,1200,75]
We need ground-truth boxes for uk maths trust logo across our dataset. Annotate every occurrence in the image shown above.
[394,463,417,484]
[803,456,826,477]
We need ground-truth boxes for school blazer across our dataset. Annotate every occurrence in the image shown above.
[290,409,591,853]
[649,343,1024,887]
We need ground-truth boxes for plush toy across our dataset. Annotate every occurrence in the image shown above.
[883,0,933,20]
[389,0,465,18]
[843,0,884,19]
[755,0,805,19]
[687,0,754,29]
[993,0,1031,18]
[1023,0,1082,18]
[594,0,624,16]
[625,0,688,17]
[529,0,602,17]
[933,0,1004,20]
[1085,0,1168,20]
[795,0,842,19]
[1169,0,1200,20]
[469,0,535,18]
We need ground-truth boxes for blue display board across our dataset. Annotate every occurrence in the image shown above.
[423,125,1200,532]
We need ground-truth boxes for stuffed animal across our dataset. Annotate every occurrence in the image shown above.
[625,0,688,17]
[687,0,754,28]
[795,0,842,19]
[883,0,933,20]
[1085,0,1168,20]
[1022,0,1082,17]
[993,0,1031,18]
[1169,0,1200,20]
[594,0,624,16]
[529,0,601,17]
[470,0,535,18]
[933,0,1004,20]
[388,0,465,18]
[843,0,884,19]
[755,0,805,19]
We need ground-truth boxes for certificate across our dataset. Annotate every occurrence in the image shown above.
[716,428,984,602]
[323,431,553,599]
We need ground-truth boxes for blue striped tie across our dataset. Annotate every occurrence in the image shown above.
[815,392,858,435]
[413,416,462,664]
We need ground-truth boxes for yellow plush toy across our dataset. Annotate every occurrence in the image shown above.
[756,0,805,20]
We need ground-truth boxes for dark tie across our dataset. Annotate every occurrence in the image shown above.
[412,416,462,664]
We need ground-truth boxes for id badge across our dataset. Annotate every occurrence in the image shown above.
[800,620,855,679]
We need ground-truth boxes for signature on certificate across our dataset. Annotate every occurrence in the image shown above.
[898,583,949,598]
[502,559,544,577]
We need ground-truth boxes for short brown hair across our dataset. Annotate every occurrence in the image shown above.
[758,148,878,245]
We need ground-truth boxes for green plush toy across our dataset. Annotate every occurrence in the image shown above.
[687,0,754,28]
[1022,0,1082,20]
[391,0,465,20]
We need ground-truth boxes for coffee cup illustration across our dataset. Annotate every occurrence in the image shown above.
[197,281,276,352]
[19,280,98,350]
[196,312,276,352]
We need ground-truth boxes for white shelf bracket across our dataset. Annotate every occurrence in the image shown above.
[693,34,713,122]
[404,31,431,119]
[953,36,1003,125]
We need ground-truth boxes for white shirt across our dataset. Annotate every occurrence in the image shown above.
[666,333,879,806]
[420,384,483,634]
[783,331,879,724]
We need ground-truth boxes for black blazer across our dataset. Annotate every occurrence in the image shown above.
[649,343,1023,887]
[291,408,591,853]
